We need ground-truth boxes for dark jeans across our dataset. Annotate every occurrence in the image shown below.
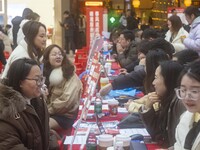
[50,114,75,130]
[76,31,86,49]
[65,36,75,54]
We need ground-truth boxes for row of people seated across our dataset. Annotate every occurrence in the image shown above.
[110,6,200,74]
[0,20,82,149]
[100,32,200,149]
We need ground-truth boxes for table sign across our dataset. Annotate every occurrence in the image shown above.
[86,36,103,70]
[70,60,101,150]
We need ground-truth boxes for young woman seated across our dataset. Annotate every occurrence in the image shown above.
[174,60,200,150]
[0,58,51,149]
[126,49,169,112]
[128,49,199,113]
[139,60,186,148]
[43,44,82,131]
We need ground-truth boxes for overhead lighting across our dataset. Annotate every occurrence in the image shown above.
[85,1,103,6]
[132,0,140,8]
[184,0,192,6]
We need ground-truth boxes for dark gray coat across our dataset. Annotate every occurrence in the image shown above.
[117,41,138,68]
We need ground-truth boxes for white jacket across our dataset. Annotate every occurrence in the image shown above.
[1,39,29,79]
[165,27,189,53]
[17,19,29,45]
[174,111,200,150]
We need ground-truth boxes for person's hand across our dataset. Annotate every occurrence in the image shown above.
[99,83,113,96]
[180,35,186,43]
[144,92,160,110]
[64,24,69,29]
[108,43,113,50]
[124,99,132,110]
[116,43,125,54]
[59,21,63,27]
[139,58,146,66]
[111,54,117,59]
[41,84,49,96]
[119,68,128,75]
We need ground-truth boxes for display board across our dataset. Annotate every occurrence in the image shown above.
[86,6,104,47]
[70,51,102,150]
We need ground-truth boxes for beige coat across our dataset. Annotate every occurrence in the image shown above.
[0,31,12,54]
[47,67,82,119]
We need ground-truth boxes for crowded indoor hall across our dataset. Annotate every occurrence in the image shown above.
[0,0,200,150]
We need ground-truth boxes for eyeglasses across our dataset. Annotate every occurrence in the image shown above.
[175,88,200,101]
[25,76,46,86]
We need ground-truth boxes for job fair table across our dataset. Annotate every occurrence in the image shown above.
[61,37,161,150]
[62,97,162,150]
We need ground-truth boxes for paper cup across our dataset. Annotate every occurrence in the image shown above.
[98,134,113,150]
[100,77,109,88]
[115,134,131,150]
[108,100,119,117]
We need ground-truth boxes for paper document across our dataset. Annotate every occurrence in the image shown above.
[118,107,128,113]
[64,127,91,145]
[119,128,150,137]
[102,98,116,104]
[64,135,87,145]
[79,105,108,110]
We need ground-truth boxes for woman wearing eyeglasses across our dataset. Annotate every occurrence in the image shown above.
[0,58,50,150]
[1,21,47,79]
[43,44,82,132]
[140,61,186,148]
[174,60,200,150]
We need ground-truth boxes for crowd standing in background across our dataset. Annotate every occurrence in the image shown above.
[11,8,33,49]
[17,11,40,45]
[119,11,127,29]
[60,10,76,54]
[0,25,12,54]
[126,9,138,31]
